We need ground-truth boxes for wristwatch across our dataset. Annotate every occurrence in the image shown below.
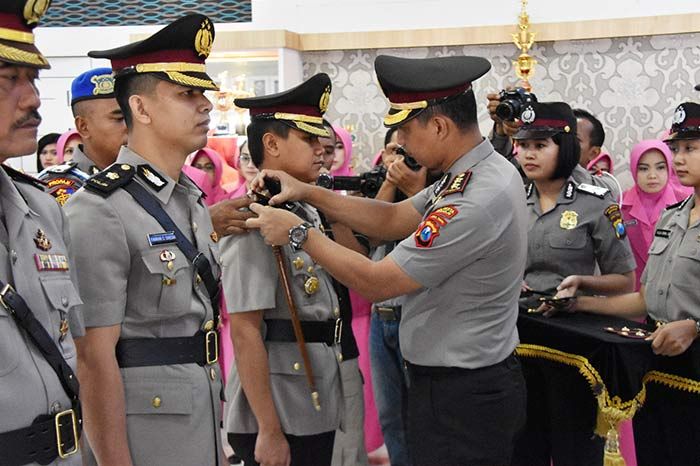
[289,222,313,250]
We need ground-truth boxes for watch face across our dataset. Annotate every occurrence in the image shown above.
[291,228,306,244]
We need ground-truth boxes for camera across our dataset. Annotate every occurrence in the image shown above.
[317,166,387,198]
[396,146,421,172]
[496,88,538,122]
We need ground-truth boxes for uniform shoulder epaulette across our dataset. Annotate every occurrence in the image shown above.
[665,195,691,211]
[2,165,46,191]
[576,183,609,199]
[438,170,472,198]
[84,162,135,197]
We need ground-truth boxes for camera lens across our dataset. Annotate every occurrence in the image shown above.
[496,101,517,121]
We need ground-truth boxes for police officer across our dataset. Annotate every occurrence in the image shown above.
[38,68,127,206]
[220,73,343,466]
[65,14,224,466]
[0,1,84,465]
[247,55,528,466]
[510,102,636,466]
[576,101,700,466]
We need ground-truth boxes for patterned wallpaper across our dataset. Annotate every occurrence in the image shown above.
[303,33,700,189]
[42,0,251,27]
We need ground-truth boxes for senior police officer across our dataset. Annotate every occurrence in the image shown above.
[65,14,225,466]
[39,68,127,205]
[246,55,528,466]
[0,1,84,465]
[221,74,344,466]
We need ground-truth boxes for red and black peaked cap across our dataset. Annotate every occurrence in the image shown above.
[665,102,700,142]
[375,55,491,128]
[512,101,577,140]
[0,0,51,69]
[88,13,218,91]
[234,73,332,138]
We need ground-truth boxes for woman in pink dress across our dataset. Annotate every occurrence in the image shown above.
[55,129,82,164]
[183,147,230,206]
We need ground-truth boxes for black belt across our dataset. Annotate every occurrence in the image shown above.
[264,319,342,346]
[374,305,402,321]
[0,282,81,464]
[115,330,219,368]
[0,410,79,466]
[405,353,519,376]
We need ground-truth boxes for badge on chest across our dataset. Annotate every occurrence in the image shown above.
[559,210,578,230]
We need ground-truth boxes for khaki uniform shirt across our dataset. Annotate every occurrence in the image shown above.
[390,139,527,369]
[220,202,342,436]
[642,196,700,321]
[0,166,83,466]
[524,179,636,294]
[65,147,224,465]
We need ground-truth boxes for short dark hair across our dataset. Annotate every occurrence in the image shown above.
[36,132,60,172]
[551,130,581,179]
[383,127,398,147]
[114,74,160,128]
[573,108,605,147]
[246,120,291,167]
[415,89,478,131]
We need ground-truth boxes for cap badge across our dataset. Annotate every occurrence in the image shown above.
[560,210,579,230]
[319,85,331,114]
[194,19,213,58]
[23,0,50,25]
[673,105,686,125]
[90,73,115,96]
[521,106,536,124]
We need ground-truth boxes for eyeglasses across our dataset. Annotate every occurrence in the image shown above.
[240,154,252,164]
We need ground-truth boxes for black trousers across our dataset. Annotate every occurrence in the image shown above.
[406,354,527,466]
[227,431,335,466]
[634,383,700,466]
[511,359,604,466]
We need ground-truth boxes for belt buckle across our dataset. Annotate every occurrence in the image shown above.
[55,409,79,459]
[205,330,219,365]
[0,283,15,311]
[334,318,343,346]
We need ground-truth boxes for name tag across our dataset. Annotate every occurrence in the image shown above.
[655,229,671,239]
[624,219,638,226]
[34,253,69,271]
[148,231,177,246]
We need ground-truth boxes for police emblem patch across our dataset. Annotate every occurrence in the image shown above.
[194,19,213,58]
[521,106,536,124]
[604,204,626,239]
[23,0,49,25]
[319,85,331,114]
[414,204,459,248]
[90,73,115,96]
[673,105,686,125]
[560,210,578,230]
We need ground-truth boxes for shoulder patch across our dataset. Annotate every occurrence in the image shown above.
[2,165,46,191]
[414,204,459,248]
[439,170,472,198]
[577,183,609,199]
[604,204,626,239]
[137,164,168,192]
[665,195,692,211]
[85,163,135,197]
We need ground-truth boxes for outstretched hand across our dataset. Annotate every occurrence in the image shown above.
[250,170,312,206]
[246,203,305,246]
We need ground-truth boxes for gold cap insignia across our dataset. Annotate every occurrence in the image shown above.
[23,0,50,26]
[194,19,213,58]
[319,85,331,114]
[90,73,115,96]
[560,210,579,230]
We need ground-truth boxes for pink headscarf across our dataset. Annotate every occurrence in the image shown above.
[55,130,81,164]
[183,148,229,206]
[331,125,355,177]
[586,152,614,174]
[622,140,680,228]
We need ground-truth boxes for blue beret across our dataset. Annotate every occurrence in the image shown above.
[71,68,115,105]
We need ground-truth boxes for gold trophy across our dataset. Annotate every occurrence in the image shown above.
[512,0,537,91]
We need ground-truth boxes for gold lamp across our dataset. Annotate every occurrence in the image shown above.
[512,0,537,91]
